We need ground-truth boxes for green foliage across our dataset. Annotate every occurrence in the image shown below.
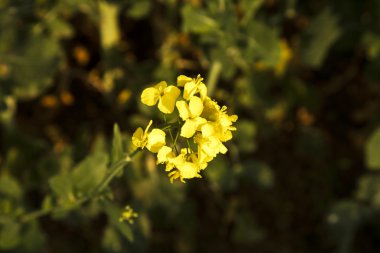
[0,174,22,200]
[301,9,341,67]
[365,127,380,170]
[1,0,380,252]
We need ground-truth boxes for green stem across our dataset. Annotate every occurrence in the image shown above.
[207,60,222,97]
[18,150,140,224]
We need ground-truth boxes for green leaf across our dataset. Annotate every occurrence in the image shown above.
[70,153,108,197]
[9,32,61,99]
[356,174,380,207]
[362,32,380,60]
[46,17,73,39]
[0,174,22,200]
[102,226,122,252]
[239,0,264,25]
[247,22,281,67]
[111,123,124,164]
[235,120,257,153]
[0,220,21,249]
[49,173,74,204]
[365,127,380,170]
[301,9,341,67]
[232,211,264,245]
[127,0,151,19]
[239,160,274,189]
[182,5,219,34]
[103,201,134,242]
[21,221,46,252]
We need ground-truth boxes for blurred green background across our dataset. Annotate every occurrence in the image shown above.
[1,0,380,252]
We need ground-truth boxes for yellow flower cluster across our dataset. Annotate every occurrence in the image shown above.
[132,75,238,183]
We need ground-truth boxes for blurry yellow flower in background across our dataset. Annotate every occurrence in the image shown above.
[141,81,180,114]
[119,206,138,224]
[275,39,293,76]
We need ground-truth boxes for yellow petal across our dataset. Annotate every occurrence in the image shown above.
[176,100,190,120]
[154,81,167,90]
[189,96,203,117]
[158,86,181,114]
[183,81,197,100]
[132,127,145,148]
[194,117,206,130]
[157,146,173,164]
[178,162,200,179]
[177,75,192,87]
[219,143,228,154]
[198,82,208,99]
[180,119,198,138]
[146,129,166,153]
[141,87,159,106]
[201,123,215,137]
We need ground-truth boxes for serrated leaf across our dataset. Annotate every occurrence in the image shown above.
[70,153,108,196]
[0,174,22,200]
[111,123,124,164]
[302,9,341,67]
[366,127,380,170]
[182,5,219,34]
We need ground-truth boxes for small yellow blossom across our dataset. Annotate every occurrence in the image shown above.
[119,205,138,224]
[177,74,207,100]
[141,81,180,114]
[176,96,207,138]
[132,120,166,153]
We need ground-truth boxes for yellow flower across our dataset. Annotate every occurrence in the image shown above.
[141,81,181,114]
[177,74,207,100]
[157,146,176,171]
[132,120,166,153]
[166,149,201,183]
[176,96,207,138]
[194,134,227,159]
[119,205,138,224]
[146,129,166,153]
[201,97,238,142]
